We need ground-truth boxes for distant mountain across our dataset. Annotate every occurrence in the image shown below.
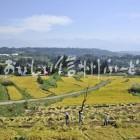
[1,47,140,58]
[0,47,119,57]
[1,47,140,67]
[119,51,140,55]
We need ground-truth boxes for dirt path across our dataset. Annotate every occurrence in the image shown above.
[0,80,111,105]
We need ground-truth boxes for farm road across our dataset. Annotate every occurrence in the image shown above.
[0,80,111,105]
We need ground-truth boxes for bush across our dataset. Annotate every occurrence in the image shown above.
[14,136,26,140]
[41,78,57,91]
[1,80,14,86]
[73,74,83,81]
[40,73,61,91]
[129,83,140,94]
[23,101,29,109]
[51,73,62,81]
[37,76,43,84]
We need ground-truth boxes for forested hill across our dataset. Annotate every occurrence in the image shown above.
[0,47,118,57]
[0,47,140,67]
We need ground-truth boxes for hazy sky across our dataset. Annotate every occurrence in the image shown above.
[0,0,140,51]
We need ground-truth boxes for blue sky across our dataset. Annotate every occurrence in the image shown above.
[0,0,140,51]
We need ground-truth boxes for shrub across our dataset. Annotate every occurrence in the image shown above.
[41,78,57,91]
[73,74,83,81]
[51,73,62,81]
[40,73,61,91]
[1,80,14,86]
[23,101,29,109]
[37,76,43,84]
[129,83,140,94]
[14,136,26,140]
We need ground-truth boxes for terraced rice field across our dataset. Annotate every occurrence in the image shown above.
[1,75,103,100]
[0,75,140,105]
[7,86,22,100]
[49,76,103,95]
[56,76,140,106]
[9,76,49,98]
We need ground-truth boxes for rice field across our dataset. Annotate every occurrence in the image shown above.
[0,103,140,140]
[0,127,140,140]
[7,86,22,100]
[6,75,103,99]
[0,75,140,140]
[9,76,49,98]
[56,76,140,106]
[0,75,140,104]
[49,76,103,95]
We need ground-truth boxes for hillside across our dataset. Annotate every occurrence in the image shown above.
[0,47,118,57]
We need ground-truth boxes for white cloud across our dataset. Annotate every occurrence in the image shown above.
[0,15,72,34]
